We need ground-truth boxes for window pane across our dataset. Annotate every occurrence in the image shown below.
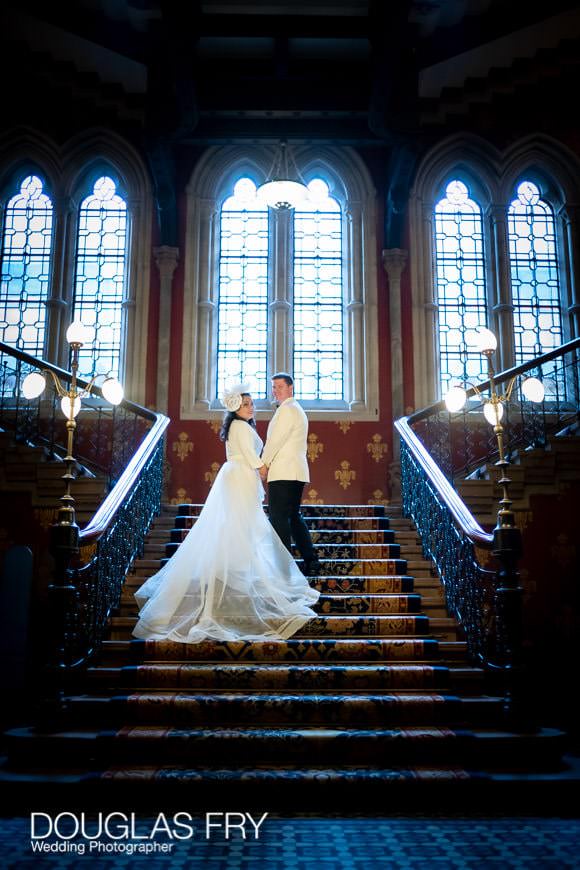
[0,175,53,356]
[434,180,488,395]
[293,178,343,401]
[508,181,563,395]
[217,178,269,399]
[73,176,127,380]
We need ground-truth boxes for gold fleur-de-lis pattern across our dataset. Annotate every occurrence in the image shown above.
[204,461,221,486]
[303,488,324,505]
[368,489,389,506]
[170,487,191,505]
[307,432,324,463]
[367,433,388,463]
[207,419,221,435]
[335,460,356,490]
[336,421,352,435]
[172,432,194,463]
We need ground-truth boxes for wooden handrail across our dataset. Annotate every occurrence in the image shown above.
[395,416,493,548]
[80,412,169,544]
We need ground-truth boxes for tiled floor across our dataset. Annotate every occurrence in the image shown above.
[1,815,580,869]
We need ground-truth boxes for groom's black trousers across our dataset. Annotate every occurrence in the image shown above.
[267,480,315,563]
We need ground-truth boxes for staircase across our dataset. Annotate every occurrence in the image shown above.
[0,430,107,526]
[2,501,567,806]
[457,435,580,526]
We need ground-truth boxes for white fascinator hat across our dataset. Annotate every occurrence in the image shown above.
[221,381,251,412]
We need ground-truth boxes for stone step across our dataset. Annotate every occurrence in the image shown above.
[85,662,483,692]
[97,638,468,668]
[61,692,504,727]
[109,614,458,640]
[120,591,448,617]
[6,725,562,768]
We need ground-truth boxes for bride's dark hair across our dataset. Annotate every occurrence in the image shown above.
[219,393,256,442]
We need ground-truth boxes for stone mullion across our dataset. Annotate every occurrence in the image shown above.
[195,199,219,407]
[45,196,74,368]
[270,207,292,376]
[345,203,365,411]
[489,204,515,372]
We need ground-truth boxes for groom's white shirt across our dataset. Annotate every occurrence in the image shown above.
[261,397,310,483]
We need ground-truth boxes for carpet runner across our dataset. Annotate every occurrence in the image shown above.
[2,503,565,795]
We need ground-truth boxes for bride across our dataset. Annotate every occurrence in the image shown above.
[133,383,320,643]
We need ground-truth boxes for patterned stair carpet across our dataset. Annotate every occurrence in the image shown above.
[1,503,569,804]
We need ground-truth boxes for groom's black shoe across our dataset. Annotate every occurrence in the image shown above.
[304,559,322,577]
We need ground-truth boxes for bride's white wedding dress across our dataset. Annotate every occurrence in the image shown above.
[133,419,320,643]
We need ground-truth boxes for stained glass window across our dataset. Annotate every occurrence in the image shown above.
[0,175,53,356]
[217,178,269,399]
[434,180,488,395]
[508,181,563,369]
[73,176,128,380]
[293,179,343,401]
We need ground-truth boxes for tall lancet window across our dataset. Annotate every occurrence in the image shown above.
[216,177,269,399]
[73,175,128,380]
[508,180,563,368]
[0,175,53,357]
[434,179,488,395]
[293,178,343,401]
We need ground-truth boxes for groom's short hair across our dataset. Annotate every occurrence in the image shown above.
[271,372,293,386]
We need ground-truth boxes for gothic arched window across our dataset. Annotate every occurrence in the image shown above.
[508,180,563,366]
[183,145,378,421]
[73,175,128,380]
[0,174,53,356]
[434,179,488,395]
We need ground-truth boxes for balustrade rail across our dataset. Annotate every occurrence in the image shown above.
[396,337,580,678]
[0,341,169,670]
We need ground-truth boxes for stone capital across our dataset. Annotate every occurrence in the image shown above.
[153,245,180,279]
[382,248,408,283]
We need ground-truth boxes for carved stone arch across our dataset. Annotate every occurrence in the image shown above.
[0,128,63,199]
[500,134,580,206]
[62,129,152,204]
[181,144,379,421]
[412,134,501,208]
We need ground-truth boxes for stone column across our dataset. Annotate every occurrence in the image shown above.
[153,246,179,413]
[562,205,580,339]
[46,196,74,368]
[382,247,408,500]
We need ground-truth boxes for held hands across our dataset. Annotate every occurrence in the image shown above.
[259,464,268,481]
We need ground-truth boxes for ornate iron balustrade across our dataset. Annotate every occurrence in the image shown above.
[396,337,580,711]
[0,340,169,673]
[0,341,150,488]
[411,338,580,484]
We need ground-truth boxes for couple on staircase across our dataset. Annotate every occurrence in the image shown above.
[133,373,321,643]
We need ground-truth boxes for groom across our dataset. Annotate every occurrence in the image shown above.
[259,373,321,576]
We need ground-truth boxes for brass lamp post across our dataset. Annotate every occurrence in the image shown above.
[444,327,545,719]
[21,320,124,542]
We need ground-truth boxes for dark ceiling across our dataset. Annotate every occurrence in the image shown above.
[2,0,580,145]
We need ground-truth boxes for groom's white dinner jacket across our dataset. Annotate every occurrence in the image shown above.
[261,397,310,483]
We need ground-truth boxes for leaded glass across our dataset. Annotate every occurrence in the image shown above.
[508,181,563,374]
[73,176,127,380]
[434,180,488,395]
[293,178,343,401]
[0,175,53,357]
[217,178,269,398]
